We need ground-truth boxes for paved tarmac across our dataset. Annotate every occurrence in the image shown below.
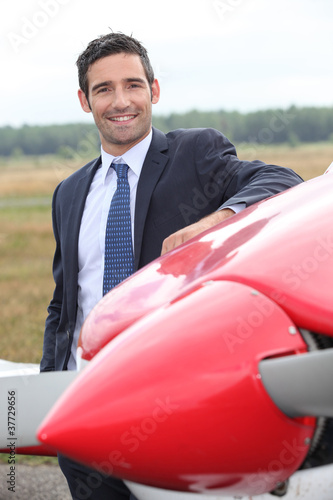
[0,463,71,500]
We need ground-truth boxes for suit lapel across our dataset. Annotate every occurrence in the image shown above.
[68,157,101,247]
[65,157,101,320]
[134,128,169,269]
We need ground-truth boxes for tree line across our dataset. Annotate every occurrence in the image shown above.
[1,105,333,157]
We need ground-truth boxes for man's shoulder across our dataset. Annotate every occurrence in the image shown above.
[155,127,230,155]
[164,127,223,141]
[158,127,227,151]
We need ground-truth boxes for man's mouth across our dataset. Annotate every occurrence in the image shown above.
[109,115,137,122]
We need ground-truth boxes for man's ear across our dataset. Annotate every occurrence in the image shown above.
[151,79,160,104]
[78,89,92,113]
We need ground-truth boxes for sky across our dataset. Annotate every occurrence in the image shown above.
[1,0,333,127]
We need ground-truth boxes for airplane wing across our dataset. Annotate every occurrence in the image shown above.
[0,360,77,455]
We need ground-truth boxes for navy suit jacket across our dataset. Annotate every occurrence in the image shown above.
[40,127,302,371]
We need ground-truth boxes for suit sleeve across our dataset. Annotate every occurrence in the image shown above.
[194,128,303,209]
[40,184,63,372]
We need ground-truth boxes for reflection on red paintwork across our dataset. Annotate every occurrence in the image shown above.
[79,175,333,362]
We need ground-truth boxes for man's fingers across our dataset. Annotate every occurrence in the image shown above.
[161,226,199,255]
[161,209,236,256]
[161,231,184,255]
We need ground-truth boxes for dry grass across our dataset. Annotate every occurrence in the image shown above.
[0,207,55,362]
[0,156,83,364]
[0,143,332,364]
[237,141,333,180]
[0,155,83,197]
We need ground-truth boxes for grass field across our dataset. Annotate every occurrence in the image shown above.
[0,142,332,365]
[0,154,87,364]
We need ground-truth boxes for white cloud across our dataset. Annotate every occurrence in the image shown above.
[1,0,333,126]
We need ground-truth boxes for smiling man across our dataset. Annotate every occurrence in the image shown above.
[78,52,160,155]
[40,32,302,499]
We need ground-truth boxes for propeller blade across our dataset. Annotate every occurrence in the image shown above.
[260,348,333,418]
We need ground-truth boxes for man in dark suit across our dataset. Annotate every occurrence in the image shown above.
[40,32,302,499]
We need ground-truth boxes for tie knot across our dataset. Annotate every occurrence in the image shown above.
[112,163,129,179]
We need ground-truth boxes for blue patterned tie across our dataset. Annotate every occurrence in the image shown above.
[103,163,134,295]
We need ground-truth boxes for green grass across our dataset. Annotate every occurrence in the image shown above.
[0,204,55,364]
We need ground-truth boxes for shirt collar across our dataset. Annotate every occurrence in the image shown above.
[100,130,153,183]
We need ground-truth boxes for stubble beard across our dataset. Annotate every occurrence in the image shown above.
[97,113,151,148]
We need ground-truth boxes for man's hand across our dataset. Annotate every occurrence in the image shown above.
[161,208,235,255]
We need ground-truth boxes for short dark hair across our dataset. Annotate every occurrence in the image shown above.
[76,32,155,97]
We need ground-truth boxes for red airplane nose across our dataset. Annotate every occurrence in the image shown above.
[38,281,315,496]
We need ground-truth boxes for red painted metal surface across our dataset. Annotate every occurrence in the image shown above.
[79,174,333,362]
[38,281,315,495]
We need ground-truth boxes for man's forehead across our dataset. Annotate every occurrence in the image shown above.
[88,53,145,75]
[87,53,147,87]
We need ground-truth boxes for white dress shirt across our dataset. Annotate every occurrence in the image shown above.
[68,131,152,370]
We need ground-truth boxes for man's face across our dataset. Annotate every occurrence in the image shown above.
[78,53,160,156]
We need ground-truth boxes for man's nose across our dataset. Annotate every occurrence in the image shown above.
[112,88,130,109]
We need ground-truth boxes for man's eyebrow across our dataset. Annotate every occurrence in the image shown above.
[91,81,112,93]
[91,78,147,93]
[125,78,146,85]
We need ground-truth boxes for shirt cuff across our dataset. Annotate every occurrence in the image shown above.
[222,203,246,214]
